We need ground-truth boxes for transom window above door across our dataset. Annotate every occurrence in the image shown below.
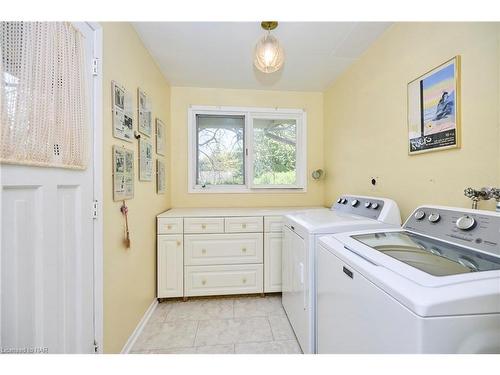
[188,106,307,193]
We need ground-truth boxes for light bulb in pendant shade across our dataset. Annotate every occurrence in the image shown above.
[254,24,284,74]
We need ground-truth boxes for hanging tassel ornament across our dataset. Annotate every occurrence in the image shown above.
[120,201,131,248]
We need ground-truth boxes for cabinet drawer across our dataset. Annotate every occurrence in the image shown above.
[157,218,183,234]
[184,217,224,234]
[184,233,263,266]
[225,216,263,233]
[184,264,263,297]
[264,216,284,233]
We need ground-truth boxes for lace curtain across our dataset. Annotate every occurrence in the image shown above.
[0,22,89,169]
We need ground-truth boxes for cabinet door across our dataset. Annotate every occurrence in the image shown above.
[264,232,283,292]
[157,235,183,298]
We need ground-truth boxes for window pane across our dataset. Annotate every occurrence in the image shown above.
[196,115,245,186]
[253,118,297,186]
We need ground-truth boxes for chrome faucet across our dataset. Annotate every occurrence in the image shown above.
[464,187,500,210]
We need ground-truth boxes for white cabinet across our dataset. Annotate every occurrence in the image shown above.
[184,217,224,234]
[264,232,283,292]
[264,216,284,233]
[157,235,183,298]
[185,264,264,297]
[184,233,263,266]
[156,209,303,299]
[157,218,183,234]
[225,216,263,233]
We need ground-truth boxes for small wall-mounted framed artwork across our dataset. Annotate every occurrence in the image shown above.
[112,146,134,201]
[156,118,166,156]
[112,81,134,142]
[407,56,461,155]
[157,159,166,194]
[139,137,153,181]
[137,88,152,137]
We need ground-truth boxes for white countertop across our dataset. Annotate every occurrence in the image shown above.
[157,206,326,218]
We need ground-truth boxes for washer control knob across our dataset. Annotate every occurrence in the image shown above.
[364,202,372,208]
[414,210,426,220]
[337,198,342,203]
[456,215,476,231]
[341,198,348,204]
[371,203,379,209]
[351,199,359,207]
[428,213,441,223]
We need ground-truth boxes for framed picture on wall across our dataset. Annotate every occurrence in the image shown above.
[407,56,461,155]
[156,159,166,194]
[138,137,153,181]
[137,88,152,137]
[156,118,166,156]
[112,81,133,142]
[112,146,134,201]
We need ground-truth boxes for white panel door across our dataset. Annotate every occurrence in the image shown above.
[157,235,183,298]
[264,232,282,292]
[0,22,96,354]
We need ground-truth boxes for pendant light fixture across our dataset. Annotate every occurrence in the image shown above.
[254,21,284,73]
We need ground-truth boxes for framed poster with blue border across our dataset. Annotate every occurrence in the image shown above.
[407,56,461,155]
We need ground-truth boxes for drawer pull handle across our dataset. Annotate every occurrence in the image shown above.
[201,224,206,229]
[202,279,207,285]
[242,247,247,252]
[202,248,206,254]
[242,278,247,284]
[167,224,172,229]
[242,223,247,229]
[176,240,181,246]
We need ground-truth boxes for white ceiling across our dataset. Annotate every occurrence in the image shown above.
[132,22,391,91]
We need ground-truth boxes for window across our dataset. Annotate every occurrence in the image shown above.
[189,106,306,193]
[196,115,245,186]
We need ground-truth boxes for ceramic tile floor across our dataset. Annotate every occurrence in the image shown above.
[130,294,302,354]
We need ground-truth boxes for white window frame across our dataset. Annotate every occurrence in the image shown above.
[188,105,307,193]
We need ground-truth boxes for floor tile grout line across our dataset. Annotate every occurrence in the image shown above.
[267,315,276,341]
[192,320,200,348]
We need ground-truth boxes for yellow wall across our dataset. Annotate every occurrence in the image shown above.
[324,22,500,218]
[170,87,325,207]
[102,22,171,353]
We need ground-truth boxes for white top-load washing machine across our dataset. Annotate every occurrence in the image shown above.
[316,205,500,354]
[281,195,401,353]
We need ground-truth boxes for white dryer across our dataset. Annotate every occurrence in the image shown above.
[281,195,401,353]
[317,205,500,353]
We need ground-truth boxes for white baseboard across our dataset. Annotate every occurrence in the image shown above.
[121,299,158,354]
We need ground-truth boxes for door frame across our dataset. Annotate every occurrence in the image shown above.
[85,21,104,353]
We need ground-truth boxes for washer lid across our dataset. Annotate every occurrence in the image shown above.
[352,232,500,276]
